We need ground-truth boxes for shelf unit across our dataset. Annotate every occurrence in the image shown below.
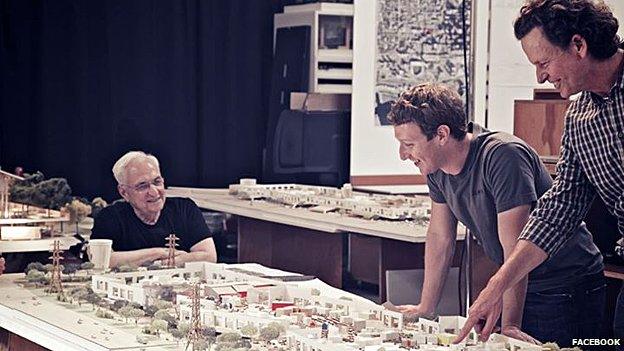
[274,3,353,94]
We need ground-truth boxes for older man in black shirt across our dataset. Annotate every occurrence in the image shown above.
[91,151,217,267]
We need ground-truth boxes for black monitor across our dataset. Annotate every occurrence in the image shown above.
[268,109,350,187]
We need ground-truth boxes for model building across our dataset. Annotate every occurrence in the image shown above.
[87,261,543,351]
[228,180,430,222]
[0,170,71,240]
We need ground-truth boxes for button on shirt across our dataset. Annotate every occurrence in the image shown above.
[519,62,624,258]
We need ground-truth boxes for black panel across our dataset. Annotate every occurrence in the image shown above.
[270,109,350,187]
[263,25,310,183]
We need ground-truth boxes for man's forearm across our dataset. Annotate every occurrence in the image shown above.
[490,240,547,298]
[502,275,528,328]
[420,232,456,313]
[110,248,166,268]
[177,250,217,264]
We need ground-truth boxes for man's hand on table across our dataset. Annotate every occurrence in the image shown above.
[453,282,504,343]
[501,325,541,344]
[396,304,437,322]
[152,248,187,265]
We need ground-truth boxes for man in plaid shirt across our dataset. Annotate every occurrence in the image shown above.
[456,0,624,347]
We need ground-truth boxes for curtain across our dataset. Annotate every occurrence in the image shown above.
[0,0,279,201]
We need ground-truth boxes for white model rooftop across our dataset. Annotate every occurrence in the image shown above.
[91,262,543,351]
[229,180,430,221]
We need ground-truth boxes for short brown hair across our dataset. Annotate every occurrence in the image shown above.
[387,83,467,141]
[514,0,621,60]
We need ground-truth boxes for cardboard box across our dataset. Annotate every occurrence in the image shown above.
[290,92,351,111]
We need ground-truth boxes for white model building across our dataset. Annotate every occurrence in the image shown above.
[90,262,543,351]
[228,180,430,221]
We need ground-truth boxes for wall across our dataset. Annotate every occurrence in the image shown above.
[486,0,624,134]
[351,0,624,179]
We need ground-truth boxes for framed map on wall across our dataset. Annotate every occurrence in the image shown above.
[374,0,472,125]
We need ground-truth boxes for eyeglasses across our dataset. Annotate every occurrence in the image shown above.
[124,177,165,193]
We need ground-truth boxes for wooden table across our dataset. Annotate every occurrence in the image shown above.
[166,187,495,303]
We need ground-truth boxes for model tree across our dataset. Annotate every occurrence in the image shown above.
[24,262,45,274]
[200,327,217,346]
[258,325,281,344]
[85,291,102,310]
[95,309,115,319]
[159,285,176,301]
[118,305,134,323]
[130,308,145,324]
[239,325,258,338]
[170,327,186,346]
[154,309,175,326]
[111,299,129,312]
[80,262,95,275]
[153,298,174,310]
[10,172,72,211]
[62,263,79,279]
[150,319,168,338]
[114,264,136,273]
[69,286,89,306]
[44,263,55,276]
[143,304,158,318]
[152,309,173,328]
[214,332,247,351]
[63,198,91,234]
[90,197,108,218]
[191,340,209,351]
[177,321,190,336]
[26,269,47,286]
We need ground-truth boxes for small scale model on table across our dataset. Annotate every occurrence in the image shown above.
[86,262,549,350]
[0,169,20,218]
[0,259,573,350]
[228,179,430,222]
[0,170,109,274]
[0,170,71,241]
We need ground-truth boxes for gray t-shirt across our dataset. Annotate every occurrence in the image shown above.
[428,123,603,292]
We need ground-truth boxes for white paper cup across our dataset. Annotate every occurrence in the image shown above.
[88,239,112,270]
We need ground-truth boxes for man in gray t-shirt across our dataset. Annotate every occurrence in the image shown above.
[388,83,604,346]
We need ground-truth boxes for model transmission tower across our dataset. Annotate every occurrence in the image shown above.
[165,233,179,268]
[47,240,64,295]
[185,282,203,351]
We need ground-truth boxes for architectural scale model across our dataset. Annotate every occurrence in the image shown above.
[0,170,71,240]
[0,169,21,219]
[228,179,430,222]
[88,261,546,351]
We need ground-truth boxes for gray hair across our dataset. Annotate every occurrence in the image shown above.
[112,151,160,185]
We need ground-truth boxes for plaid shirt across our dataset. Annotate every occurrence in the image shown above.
[519,60,624,258]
